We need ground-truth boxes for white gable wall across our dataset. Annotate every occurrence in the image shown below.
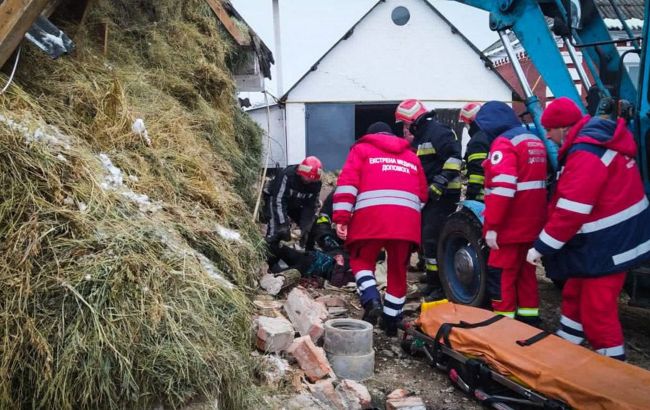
[286,0,511,104]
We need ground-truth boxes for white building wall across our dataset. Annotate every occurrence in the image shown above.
[248,105,287,168]
[287,0,512,104]
[285,103,307,165]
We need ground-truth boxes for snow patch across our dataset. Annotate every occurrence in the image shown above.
[156,229,234,289]
[604,18,644,30]
[132,118,152,146]
[216,224,242,243]
[0,113,70,149]
[98,153,162,213]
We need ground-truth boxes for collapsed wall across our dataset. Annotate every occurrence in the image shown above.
[0,1,265,408]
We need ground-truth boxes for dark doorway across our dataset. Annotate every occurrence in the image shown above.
[305,103,355,171]
[435,109,465,140]
[355,104,464,140]
[355,103,401,139]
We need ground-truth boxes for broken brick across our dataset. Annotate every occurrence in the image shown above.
[316,295,347,307]
[336,379,372,409]
[255,316,294,353]
[308,380,348,410]
[284,287,329,342]
[287,335,333,382]
[260,274,284,296]
[386,396,426,410]
[387,388,409,400]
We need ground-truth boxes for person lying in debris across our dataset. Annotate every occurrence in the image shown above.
[267,240,353,287]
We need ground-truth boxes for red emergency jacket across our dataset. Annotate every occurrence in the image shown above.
[332,133,428,245]
[475,102,548,244]
[534,116,650,277]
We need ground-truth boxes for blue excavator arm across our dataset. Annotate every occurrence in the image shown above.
[452,0,643,175]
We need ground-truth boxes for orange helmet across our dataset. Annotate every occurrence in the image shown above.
[395,99,428,124]
[459,102,482,124]
[296,156,323,182]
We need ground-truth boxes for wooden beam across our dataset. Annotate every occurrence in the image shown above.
[0,0,51,68]
[42,0,62,17]
[204,0,250,46]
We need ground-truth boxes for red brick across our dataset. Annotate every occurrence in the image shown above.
[316,295,347,307]
[387,388,409,400]
[308,380,348,410]
[386,396,426,410]
[287,335,333,382]
[284,287,329,342]
[255,316,294,353]
[337,379,372,409]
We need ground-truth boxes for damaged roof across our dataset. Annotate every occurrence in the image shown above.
[216,0,274,79]
[0,0,274,79]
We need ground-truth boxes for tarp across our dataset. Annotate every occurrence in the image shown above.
[417,302,650,410]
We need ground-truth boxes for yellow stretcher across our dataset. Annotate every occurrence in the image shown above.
[401,301,650,410]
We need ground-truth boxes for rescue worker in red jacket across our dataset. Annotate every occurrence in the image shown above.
[475,101,548,324]
[395,99,462,301]
[460,102,489,202]
[527,97,650,361]
[333,122,428,336]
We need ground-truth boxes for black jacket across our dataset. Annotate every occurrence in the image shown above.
[463,121,490,201]
[410,112,462,199]
[265,165,321,234]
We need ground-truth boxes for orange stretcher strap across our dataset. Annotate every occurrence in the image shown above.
[416,302,650,410]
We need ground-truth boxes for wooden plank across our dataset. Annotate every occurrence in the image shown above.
[0,0,51,68]
[42,0,61,17]
[204,0,250,46]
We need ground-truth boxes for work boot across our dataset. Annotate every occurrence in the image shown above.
[362,299,382,325]
[420,268,445,301]
[380,313,401,337]
[422,286,446,302]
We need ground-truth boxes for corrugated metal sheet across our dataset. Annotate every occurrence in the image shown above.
[594,0,645,20]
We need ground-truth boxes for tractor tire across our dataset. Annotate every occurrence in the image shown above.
[437,207,488,307]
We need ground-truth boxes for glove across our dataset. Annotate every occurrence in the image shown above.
[429,183,443,202]
[526,247,543,266]
[428,175,448,202]
[336,223,348,240]
[485,230,499,250]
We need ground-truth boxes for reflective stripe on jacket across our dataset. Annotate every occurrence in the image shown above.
[482,129,548,244]
[333,133,428,244]
[535,117,650,277]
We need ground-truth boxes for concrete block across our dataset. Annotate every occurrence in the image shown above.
[287,335,333,382]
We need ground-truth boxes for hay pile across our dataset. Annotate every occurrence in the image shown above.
[0,0,266,408]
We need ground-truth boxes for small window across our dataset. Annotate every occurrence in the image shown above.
[391,6,410,26]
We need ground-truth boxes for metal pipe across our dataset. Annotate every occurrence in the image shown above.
[272,0,284,96]
[499,30,534,98]
[564,37,592,90]
[498,30,559,171]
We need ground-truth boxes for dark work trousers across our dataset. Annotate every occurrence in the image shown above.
[421,196,458,288]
